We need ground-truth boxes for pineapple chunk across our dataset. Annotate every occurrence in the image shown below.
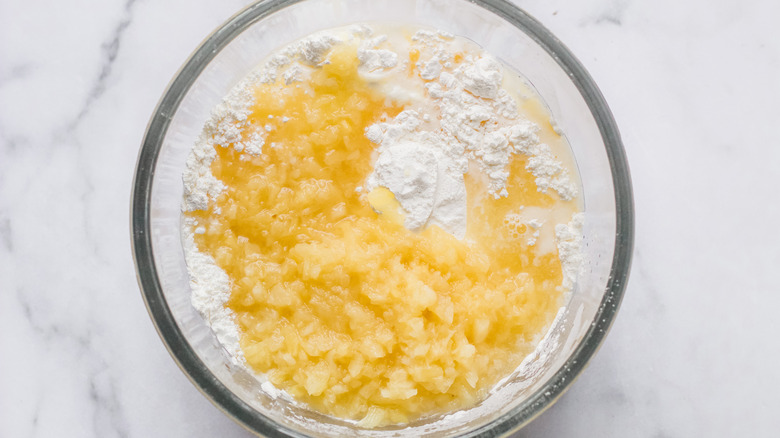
[186,40,568,429]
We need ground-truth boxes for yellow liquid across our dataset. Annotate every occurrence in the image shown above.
[188,43,570,427]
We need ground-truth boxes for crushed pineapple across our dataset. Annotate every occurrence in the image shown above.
[187,43,569,427]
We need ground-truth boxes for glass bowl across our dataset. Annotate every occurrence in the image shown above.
[131,0,634,436]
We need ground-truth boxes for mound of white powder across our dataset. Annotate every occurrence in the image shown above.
[362,30,577,239]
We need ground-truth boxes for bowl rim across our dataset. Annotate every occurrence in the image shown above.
[130,0,634,436]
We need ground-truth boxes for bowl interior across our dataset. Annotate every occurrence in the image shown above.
[134,0,632,436]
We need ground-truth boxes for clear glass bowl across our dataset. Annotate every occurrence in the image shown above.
[131,0,634,436]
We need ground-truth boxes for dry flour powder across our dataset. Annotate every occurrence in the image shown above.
[180,24,584,372]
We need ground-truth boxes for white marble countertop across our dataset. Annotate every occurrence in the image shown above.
[1,0,779,436]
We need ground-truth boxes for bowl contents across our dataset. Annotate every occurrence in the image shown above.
[181,24,583,428]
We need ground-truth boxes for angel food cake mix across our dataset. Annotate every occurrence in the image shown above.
[181,24,584,428]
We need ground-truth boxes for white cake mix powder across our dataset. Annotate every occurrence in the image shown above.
[180,23,585,401]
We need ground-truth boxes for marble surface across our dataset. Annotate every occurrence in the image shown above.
[1,0,779,436]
